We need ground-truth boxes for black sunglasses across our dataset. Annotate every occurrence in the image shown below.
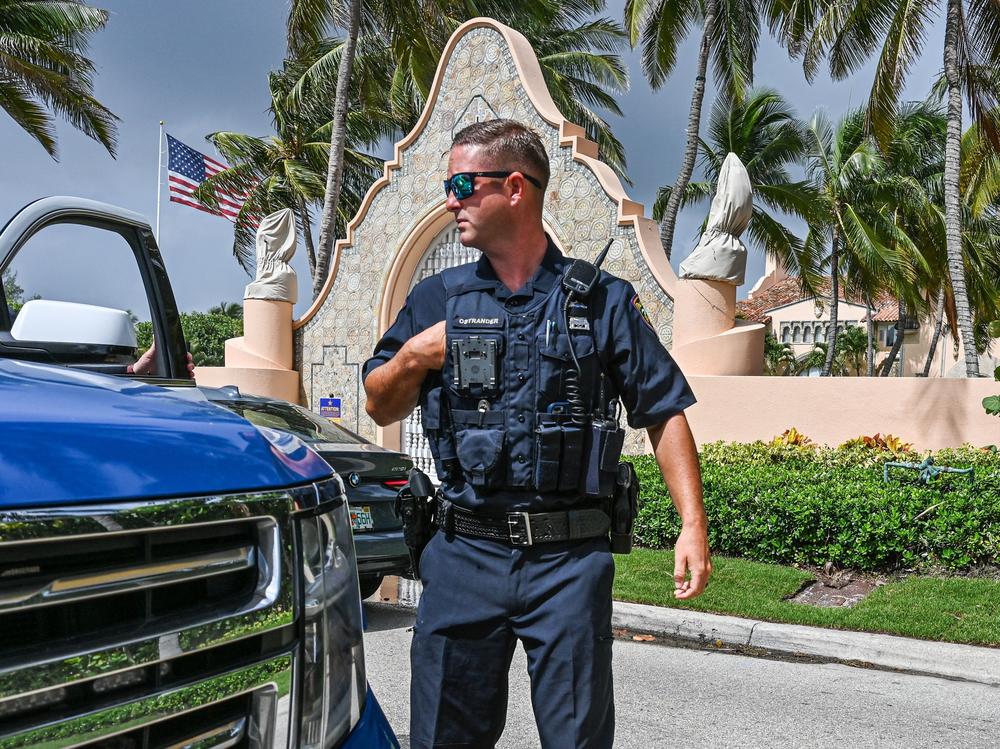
[443,171,543,200]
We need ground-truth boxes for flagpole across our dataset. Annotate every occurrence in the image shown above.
[155,121,164,241]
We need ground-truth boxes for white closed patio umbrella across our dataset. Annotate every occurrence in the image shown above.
[678,152,753,285]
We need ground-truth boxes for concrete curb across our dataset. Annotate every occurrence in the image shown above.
[612,601,1000,687]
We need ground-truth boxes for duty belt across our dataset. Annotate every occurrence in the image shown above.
[449,504,611,547]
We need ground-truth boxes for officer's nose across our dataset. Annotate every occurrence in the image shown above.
[445,190,462,211]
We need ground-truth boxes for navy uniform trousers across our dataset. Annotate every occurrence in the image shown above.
[410,529,615,749]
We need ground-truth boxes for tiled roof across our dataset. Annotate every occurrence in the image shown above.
[866,293,899,322]
[736,277,836,323]
[736,276,898,324]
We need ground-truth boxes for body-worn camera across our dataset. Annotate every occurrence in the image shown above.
[451,336,498,393]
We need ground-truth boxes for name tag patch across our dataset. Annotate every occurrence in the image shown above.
[568,316,591,331]
[455,316,502,328]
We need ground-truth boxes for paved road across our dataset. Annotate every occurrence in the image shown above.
[363,602,1000,748]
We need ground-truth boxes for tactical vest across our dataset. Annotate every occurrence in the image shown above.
[419,263,625,498]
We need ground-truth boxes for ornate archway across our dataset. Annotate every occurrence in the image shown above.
[293,18,678,458]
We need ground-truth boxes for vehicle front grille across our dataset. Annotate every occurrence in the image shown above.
[0,490,301,747]
[76,692,253,748]
[0,519,261,656]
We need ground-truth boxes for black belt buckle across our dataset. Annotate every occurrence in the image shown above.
[506,512,533,546]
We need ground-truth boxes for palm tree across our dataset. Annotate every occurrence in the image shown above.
[0,0,118,158]
[801,109,915,377]
[194,59,386,275]
[764,332,795,375]
[653,88,822,288]
[876,109,1000,377]
[835,324,867,376]
[208,301,243,319]
[624,0,785,261]
[840,100,947,377]
[288,0,363,299]
[788,0,1000,377]
[518,11,631,178]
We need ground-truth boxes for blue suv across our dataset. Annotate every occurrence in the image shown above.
[0,198,398,748]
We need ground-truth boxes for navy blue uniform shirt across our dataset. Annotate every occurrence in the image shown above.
[363,238,696,508]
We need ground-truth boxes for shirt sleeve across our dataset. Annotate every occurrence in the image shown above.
[603,281,696,430]
[362,275,446,383]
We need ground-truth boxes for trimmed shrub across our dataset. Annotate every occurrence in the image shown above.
[136,312,243,367]
[630,443,1000,572]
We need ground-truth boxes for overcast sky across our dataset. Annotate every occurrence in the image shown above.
[0,0,946,318]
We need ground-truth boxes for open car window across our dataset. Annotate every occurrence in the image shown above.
[1,221,163,377]
[217,400,366,445]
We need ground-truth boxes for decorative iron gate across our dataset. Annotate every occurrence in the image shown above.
[401,226,481,479]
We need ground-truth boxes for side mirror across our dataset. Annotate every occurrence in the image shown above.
[11,299,138,349]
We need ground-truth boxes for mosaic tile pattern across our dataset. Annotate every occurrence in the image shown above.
[297,24,674,455]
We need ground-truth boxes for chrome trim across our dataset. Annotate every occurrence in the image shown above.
[163,716,246,749]
[0,654,292,748]
[0,546,255,612]
[0,491,298,701]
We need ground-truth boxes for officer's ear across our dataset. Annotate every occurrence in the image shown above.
[507,172,535,209]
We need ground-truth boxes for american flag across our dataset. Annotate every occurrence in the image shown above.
[166,134,246,221]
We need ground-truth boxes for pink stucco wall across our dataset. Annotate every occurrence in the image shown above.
[682,375,999,450]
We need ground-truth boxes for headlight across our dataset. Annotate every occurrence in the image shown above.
[295,480,367,748]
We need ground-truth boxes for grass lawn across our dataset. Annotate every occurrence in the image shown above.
[613,548,1000,647]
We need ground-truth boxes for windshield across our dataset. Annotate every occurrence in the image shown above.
[215,400,365,445]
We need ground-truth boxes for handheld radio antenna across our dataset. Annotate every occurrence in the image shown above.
[593,238,614,269]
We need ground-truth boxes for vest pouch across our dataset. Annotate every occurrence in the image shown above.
[534,419,562,492]
[557,424,585,492]
[421,386,457,477]
[536,332,596,402]
[455,427,506,488]
[583,422,625,497]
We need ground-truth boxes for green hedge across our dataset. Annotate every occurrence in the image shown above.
[136,312,243,367]
[630,443,1000,572]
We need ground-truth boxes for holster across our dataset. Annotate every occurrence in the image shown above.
[393,467,438,579]
[609,462,639,554]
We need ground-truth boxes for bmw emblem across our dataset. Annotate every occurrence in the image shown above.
[347,472,361,488]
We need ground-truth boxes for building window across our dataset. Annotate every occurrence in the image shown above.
[781,324,791,343]
[804,326,812,343]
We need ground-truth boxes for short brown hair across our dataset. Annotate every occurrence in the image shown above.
[451,119,550,191]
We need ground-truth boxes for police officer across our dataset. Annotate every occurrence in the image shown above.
[363,119,711,749]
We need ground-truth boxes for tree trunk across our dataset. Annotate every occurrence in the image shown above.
[865,293,876,377]
[880,301,906,376]
[297,195,317,281]
[658,0,717,262]
[921,287,946,377]
[312,0,361,300]
[822,229,840,376]
[943,0,980,376]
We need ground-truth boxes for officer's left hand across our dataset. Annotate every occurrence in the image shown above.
[673,524,711,599]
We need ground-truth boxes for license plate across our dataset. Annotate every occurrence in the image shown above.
[350,506,374,531]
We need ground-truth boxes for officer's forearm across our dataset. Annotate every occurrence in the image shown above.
[647,413,707,529]
[364,346,427,426]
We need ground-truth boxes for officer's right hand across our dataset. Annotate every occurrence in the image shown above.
[409,320,447,370]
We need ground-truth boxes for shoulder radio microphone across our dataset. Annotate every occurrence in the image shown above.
[561,238,614,299]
